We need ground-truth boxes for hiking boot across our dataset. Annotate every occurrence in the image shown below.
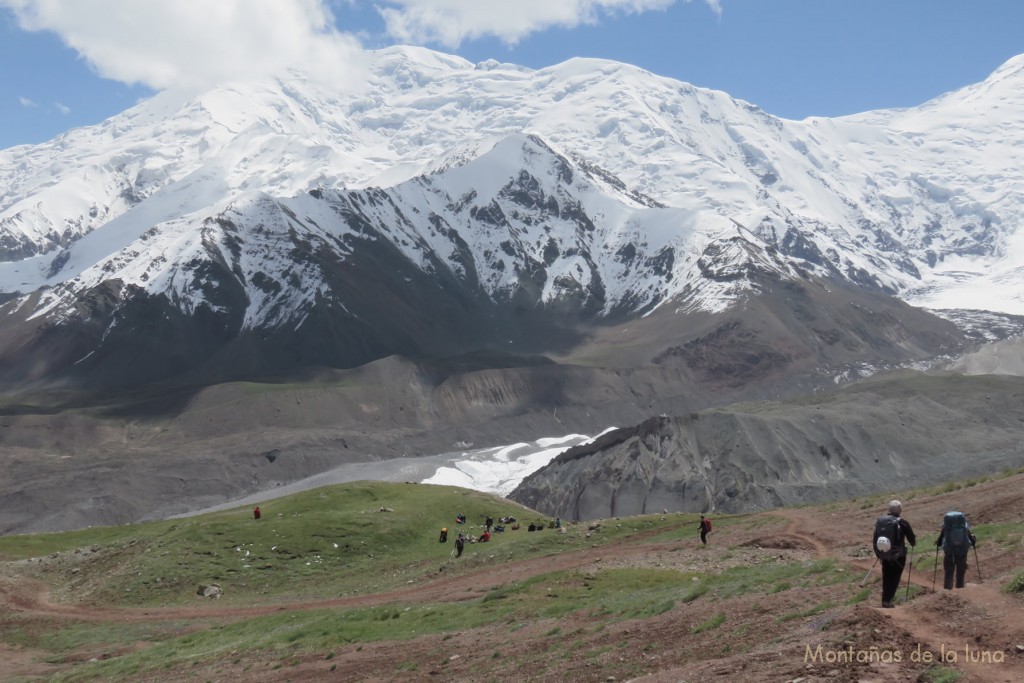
[881,601,895,608]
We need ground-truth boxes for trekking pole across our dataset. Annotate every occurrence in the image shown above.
[972,544,982,583]
[932,545,939,592]
[903,546,915,602]
[861,556,878,586]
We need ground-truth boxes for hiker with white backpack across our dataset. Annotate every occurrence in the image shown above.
[934,511,977,590]
[872,500,917,608]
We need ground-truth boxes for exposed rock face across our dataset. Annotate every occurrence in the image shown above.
[509,373,1024,520]
[0,272,972,534]
[4,49,1024,537]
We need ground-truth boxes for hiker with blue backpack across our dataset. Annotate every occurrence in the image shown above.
[934,511,977,590]
[872,500,917,608]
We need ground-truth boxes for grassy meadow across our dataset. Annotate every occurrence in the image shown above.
[2,476,1022,682]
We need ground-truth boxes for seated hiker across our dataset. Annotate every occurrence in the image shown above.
[455,513,466,524]
[479,530,490,543]
[527,522,536,532]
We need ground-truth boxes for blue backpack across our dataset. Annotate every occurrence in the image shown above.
[942,511,970,554]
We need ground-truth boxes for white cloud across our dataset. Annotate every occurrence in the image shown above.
[18,95,38,107]
[376,0,719,47]
[0,0,367,91]
[54,101,70,114]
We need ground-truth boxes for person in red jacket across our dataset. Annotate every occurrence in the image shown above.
[253,506,261,520]
[698,514,712,545]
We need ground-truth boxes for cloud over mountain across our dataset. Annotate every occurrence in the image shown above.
[0,0,366,90]
[377,0,678,47]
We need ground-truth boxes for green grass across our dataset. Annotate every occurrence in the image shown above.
[1,482,686,607]
[48,567,696,681]
[975,522,1024,552]
[845,588,872,605]
[5,475,1019,682]
[11,545,973,682]
[777,601,835,622]
[0,620,190,654]
[707,559,848,601]
[921,665,962,683]
[691,613,726,634]
[1004,570,1024,594]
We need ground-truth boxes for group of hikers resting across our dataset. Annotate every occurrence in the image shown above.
[437,510,714,559]
[440,513,564,557]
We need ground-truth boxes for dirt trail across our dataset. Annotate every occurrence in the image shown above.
[775,506,1024,683]
[0,523,690,624]
[4,486,1024,682]
[766,509,832,559]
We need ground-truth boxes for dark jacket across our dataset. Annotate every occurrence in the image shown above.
[874,516,917,560]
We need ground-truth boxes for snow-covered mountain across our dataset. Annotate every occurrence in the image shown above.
[1,46,1023,388]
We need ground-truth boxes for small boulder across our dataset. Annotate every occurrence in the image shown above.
[196,583,223,599]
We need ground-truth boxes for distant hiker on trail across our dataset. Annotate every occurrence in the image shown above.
[935,511,976,590]
[698,514,712,545]
[873,500,917,608]
[439,527,448,543]
[253,506,261,520]
[454,533,465,558]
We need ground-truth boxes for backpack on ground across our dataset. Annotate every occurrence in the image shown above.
[942,511,970,554]
[873,514,902,560]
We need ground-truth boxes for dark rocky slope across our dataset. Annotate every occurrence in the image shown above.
[0,273,969,534]
[509,372,1024,520]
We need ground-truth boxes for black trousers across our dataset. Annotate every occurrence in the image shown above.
[881,555,906,603]
[943,552,968,589]
[700,529,708,545]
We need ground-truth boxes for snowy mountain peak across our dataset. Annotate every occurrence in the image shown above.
[988,53,1024,81]
[2,48,1024,389]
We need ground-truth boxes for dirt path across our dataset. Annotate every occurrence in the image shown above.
[4,498,1023,682]
[775,506,1024,683]
[766,509,832,559]
[0,523,691,624]
[883,584,1024,683]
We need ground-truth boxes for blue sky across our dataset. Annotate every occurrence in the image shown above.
[2,0,1023,150]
